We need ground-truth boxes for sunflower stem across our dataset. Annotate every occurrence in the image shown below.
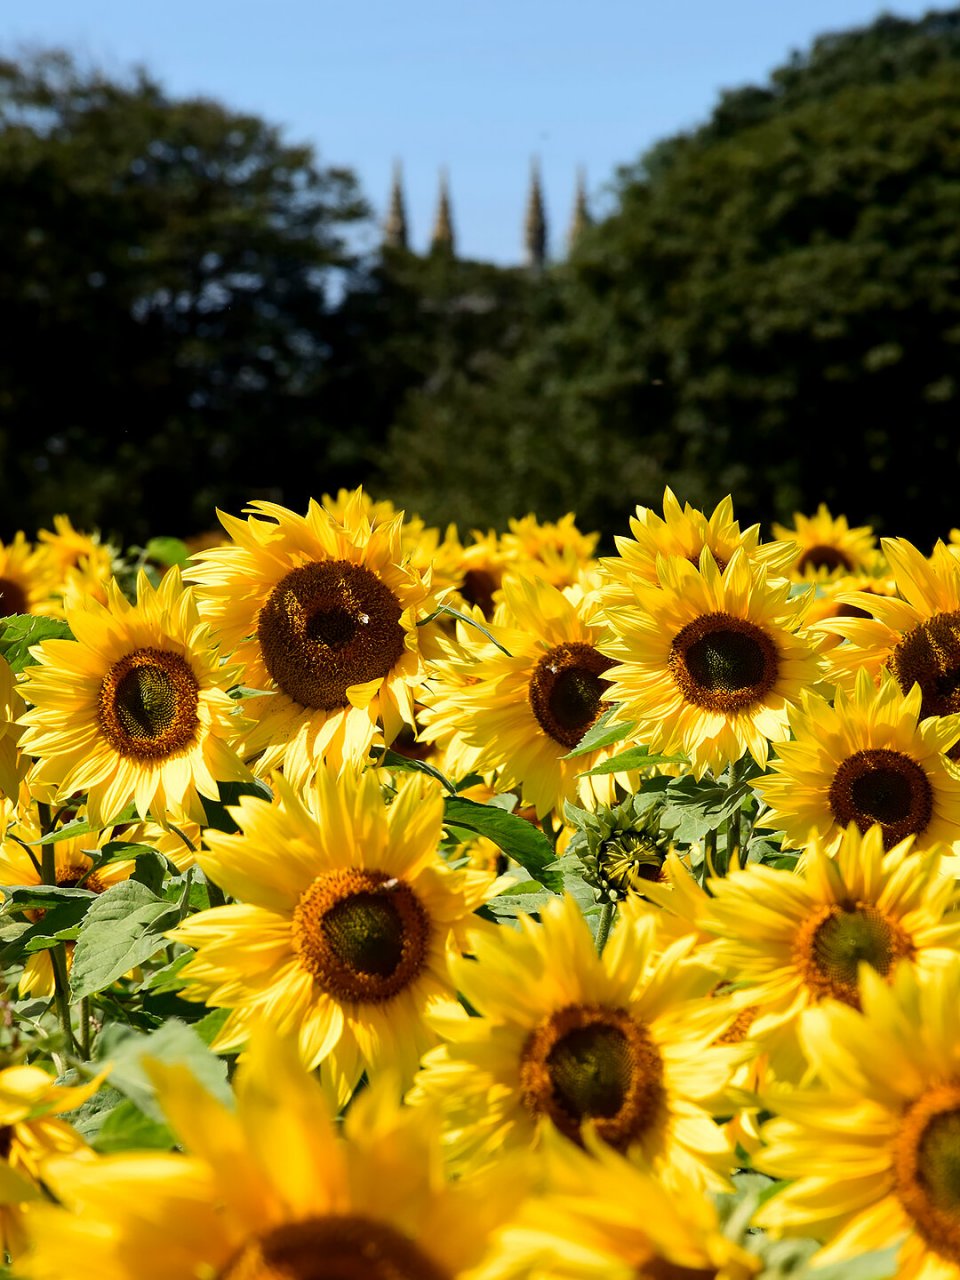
[595,900,616,954]
[204,875,227,910]
[39,822,78,1057]
[79,997,91,1060]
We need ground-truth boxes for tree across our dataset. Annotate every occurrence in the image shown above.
[379,8,960,545]
[0,51,367,541]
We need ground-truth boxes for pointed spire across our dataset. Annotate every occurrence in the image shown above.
[430,169,455,257]
[524,159,547,269]
[568,168,592,253]
[383,161,409,251]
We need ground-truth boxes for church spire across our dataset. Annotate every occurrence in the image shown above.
[430,169,455,256]
[383,161,409,251]
[524,159,547,269]
[568,167,592,252]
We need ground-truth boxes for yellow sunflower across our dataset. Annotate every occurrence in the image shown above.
[600,547,825,778]
[755,960,960,1279]
[431,525,515,619]
[482,1123,759,1280]
[771,503,876,581]
[599,488,795,609]
[17,568,251,826]
[0,653,27,801]
[0,1062,101,1259]
[171,766,502,1104]
[818,539,960,743]
[412,893,740,1190]
[499,512,600,589]
[19,1030,527,1280]
[755,671,960,854]
[420,575,632,817]
[187,488,435,783]
[701,824,960,1080]
[0,821,134,997]
[0,533,56,619]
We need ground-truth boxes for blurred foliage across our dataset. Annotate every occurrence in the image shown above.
[0,50,366,541]
[378,7,960,546]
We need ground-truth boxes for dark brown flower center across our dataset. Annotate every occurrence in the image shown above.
[792,901,914,1008]
[293,869,430,1003]
[669,612,779,713]
[459,568,498,619]
[217,1215,450,1280]
[895,1086,960,1265]
[891,612,960,756]
[257,561,406,711]
[828,748,934,849]
[528,642,614,749]
[0,578,27,617]
[796,545,854,574]
[97,648,200,759]
[519,1003,664,1149]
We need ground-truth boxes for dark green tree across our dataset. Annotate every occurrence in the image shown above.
[0,51,367,541]
[380,8,960,545]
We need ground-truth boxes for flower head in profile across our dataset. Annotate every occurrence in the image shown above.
[601,548,824,777]
[187,489,435,784]
[18,567,250,825]
[172,766,502,1104]
[18,1031,526,1280]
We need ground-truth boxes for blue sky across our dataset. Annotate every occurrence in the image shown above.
[5,0,941,264]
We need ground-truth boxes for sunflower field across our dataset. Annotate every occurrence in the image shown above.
[1,490,960,1279]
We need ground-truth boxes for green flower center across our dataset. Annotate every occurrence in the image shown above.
[98,647,200,760]
[794,901,914,1008]
[895,1086,960,1265]
[322,892,406,978]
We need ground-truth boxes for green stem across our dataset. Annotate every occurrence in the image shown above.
[79,998,91,1060]
[595,900,616,954]
[205,876,226,910]
[39,817,77,1056]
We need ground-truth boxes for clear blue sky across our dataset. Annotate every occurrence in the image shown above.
[5,0,942,264]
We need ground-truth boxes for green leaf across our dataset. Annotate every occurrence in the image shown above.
[562,706,635,758]
[442,796,561,891]
[34,807,136,844]
[144,537,189,567]
[93,1019,231,1123]
[373,749,458,795]
[93,1100,176,1153]
[70,881,180,1000]
[417,604,512,655]
[579,746,687,776]
[0,900,91,963]
[3,884,97,911]
[201,778,273,834]
[658,774,755,844]
[0,614,73,673]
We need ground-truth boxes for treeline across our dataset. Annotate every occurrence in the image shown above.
[3,9,960,547]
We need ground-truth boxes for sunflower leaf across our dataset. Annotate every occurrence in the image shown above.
[92,1018,231,1122]
[562,707,636,758]
[92,1099,176,1153]
[200,778,273,834]
[578,746,687,776]
[442,796,561,891]
[70,881,180,1001]
[0,614,73,673]
[372,748,458,795]
[143,536,189,567]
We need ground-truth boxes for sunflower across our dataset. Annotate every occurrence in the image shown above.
[187,489,435,784]
[431,526,515,619]
[754,670,960,854]
[755,960,960,1278]
[0,820,134,997]
[0,654,27,801]
[600,547,825,778]
[818,540,960,750]
[171,766,502,1104]
[36,514,116,586]
[599,488,795,609]
[421,575,634,817]
[19,1030,527,1280]
[0,1062,101,1259]
[17,568,250,826]
[701,824,960,1079]
[412,893,740,1190]
[0,534,55,619]
[499,512,600,589]
[482,1123,759,1280]
[771,503,876,581]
